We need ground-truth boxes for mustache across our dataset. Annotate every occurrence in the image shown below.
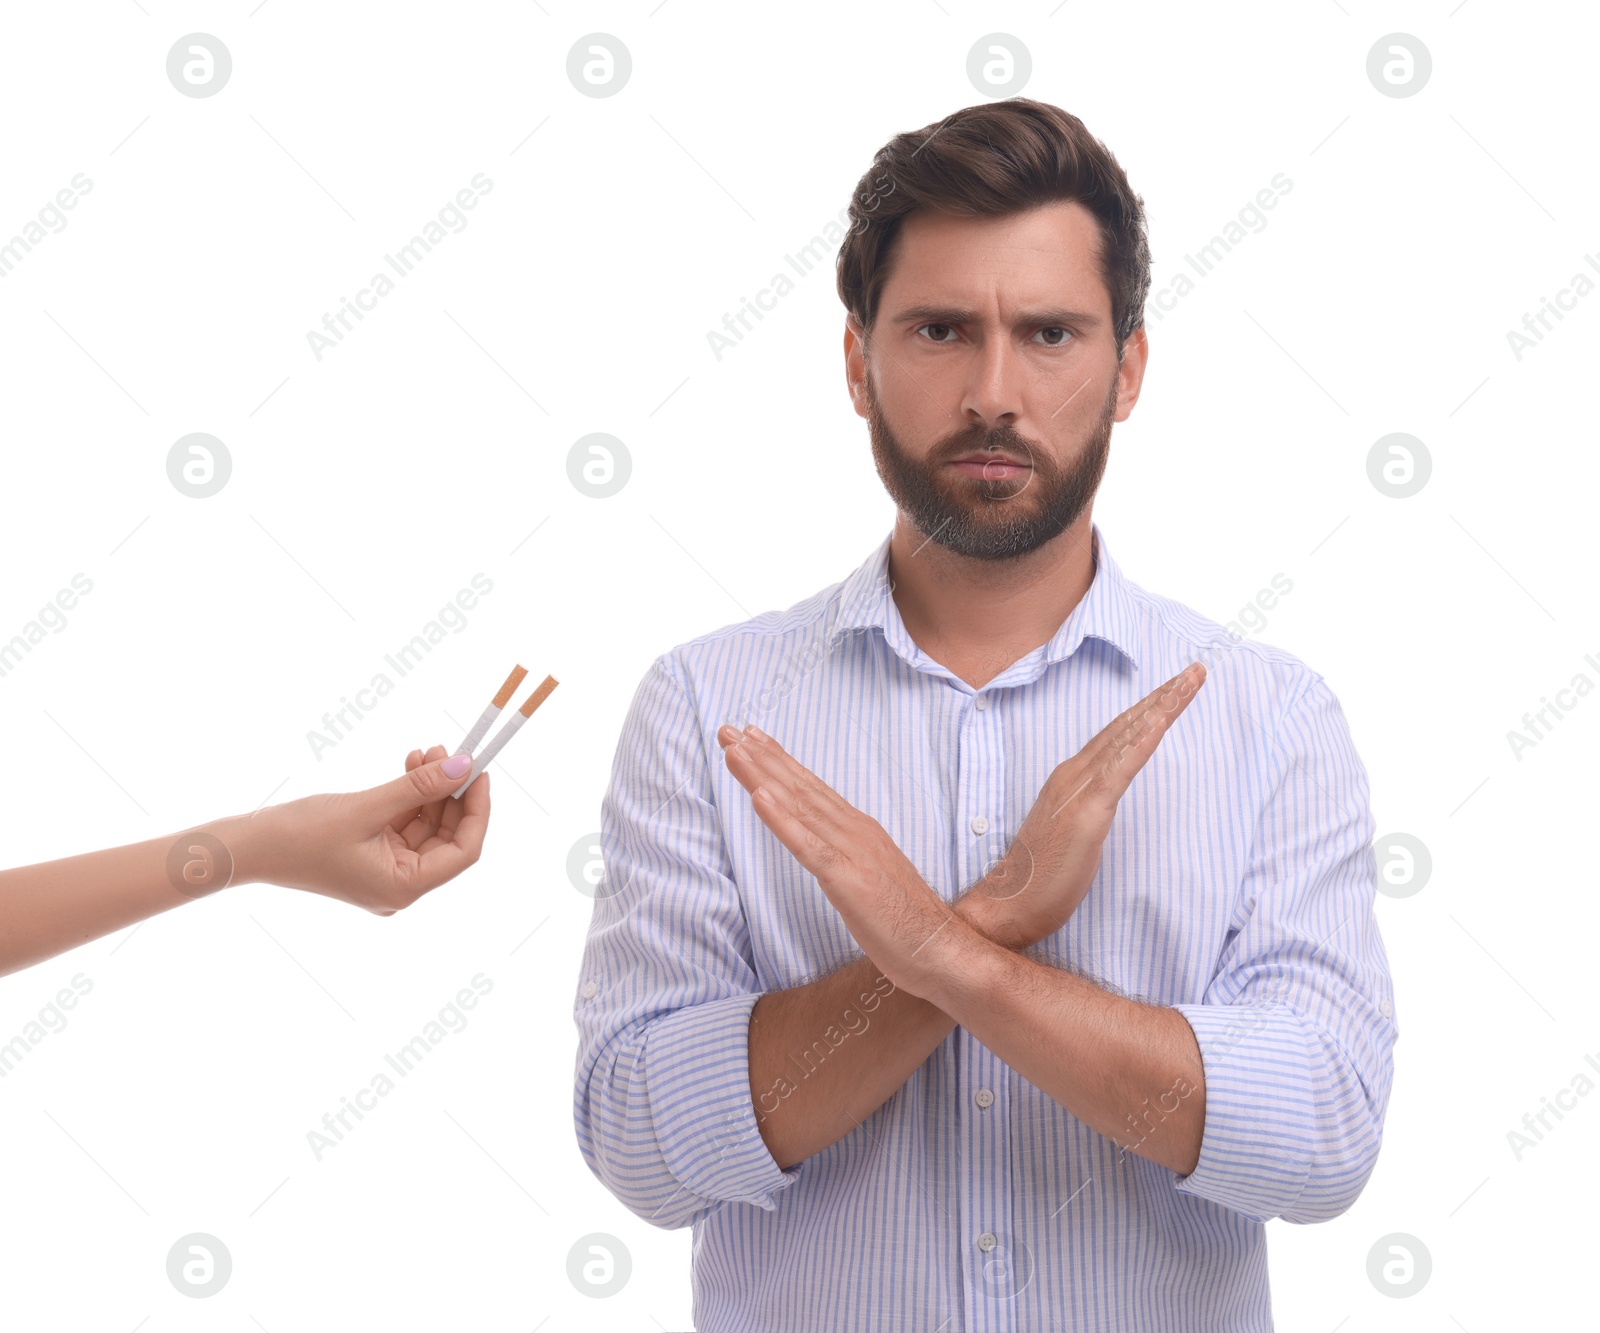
[931,423,1044,468]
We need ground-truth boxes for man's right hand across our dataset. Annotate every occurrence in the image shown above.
[957,662,1206,951]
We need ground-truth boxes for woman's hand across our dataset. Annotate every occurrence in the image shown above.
[249,744,491,914]
[0,744,494,979]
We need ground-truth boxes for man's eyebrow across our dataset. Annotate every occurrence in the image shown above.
[888,304,1103,329]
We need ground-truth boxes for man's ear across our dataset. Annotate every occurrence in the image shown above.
[1113,325,1149,423]
[844,314,869,419]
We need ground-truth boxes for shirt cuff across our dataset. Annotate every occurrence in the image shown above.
[1170,1002,1316,1222]
[644,989,804,1216]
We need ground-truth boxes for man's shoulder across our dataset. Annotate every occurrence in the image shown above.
[1119,567,1332,709]
[647,562,864,693]
[1120,572,1367,795]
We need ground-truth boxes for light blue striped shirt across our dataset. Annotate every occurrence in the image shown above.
[573,523,1397,1332]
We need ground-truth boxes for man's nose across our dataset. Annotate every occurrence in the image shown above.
[960,332,1026,429]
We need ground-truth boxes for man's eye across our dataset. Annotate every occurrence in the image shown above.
[916,324,956,343]
[1032,326,1071,346]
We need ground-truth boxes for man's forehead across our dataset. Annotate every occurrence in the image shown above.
[881,202,1108,315]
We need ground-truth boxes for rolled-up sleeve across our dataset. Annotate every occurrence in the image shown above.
[1172,669,1397,1224]
[572,653,802,1229]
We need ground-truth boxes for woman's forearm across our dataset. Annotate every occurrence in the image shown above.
[0,745,488,980]
[0,810,275,979]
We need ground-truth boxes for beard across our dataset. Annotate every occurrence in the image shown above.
[863,365,1117,562]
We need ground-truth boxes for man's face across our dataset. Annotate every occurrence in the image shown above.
[847,200,1146,561]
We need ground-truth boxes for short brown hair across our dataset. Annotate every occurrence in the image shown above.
[836,98,1151,357]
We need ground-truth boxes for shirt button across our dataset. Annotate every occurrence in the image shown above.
[974,1088,994,1109]
[974,694,990,711]
[581,981,598,1000]
[977,1232,997,1252]
[1379,997,1392,1017]
[970,815,990,836]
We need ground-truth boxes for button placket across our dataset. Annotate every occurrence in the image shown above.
[958,682,1016,1333]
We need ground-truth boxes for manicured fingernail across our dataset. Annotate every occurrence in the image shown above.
[747,725,769,741]
[443,754,472,777]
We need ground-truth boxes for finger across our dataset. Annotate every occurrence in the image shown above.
[360,749,475,831]
[437,757,487,841]
[723,737,805,810]
[408,775,490,893]
[1054,663,1204,817]
[725,732,851,840]
[721,728,802,802]
[1084,662,1204,763]
[1094,667,1199,785]
[1113,662,1205,755]
[728,726,854,823]
[388,748,428,837]
[745,781,845,882]
[732,739,870,864]
[394,745,450,852]
[1105,662,1203,746]
[743,726,857,818]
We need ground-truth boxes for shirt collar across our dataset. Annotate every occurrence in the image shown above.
[824,520,1142,676]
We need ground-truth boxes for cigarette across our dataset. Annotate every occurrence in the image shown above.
[456,664,529,758]
[452,672,558,798]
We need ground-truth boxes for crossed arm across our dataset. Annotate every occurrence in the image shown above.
[573,657,1396,1229]
[742,890,1205,1174]
[728,665,1213,1174]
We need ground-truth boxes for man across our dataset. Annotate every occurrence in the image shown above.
[573,97,1396,1332]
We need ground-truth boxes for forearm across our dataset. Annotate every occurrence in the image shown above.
[926,925,1208,1175]
[748,890,1020,1169]
[0,809,274,978]
[748,952,949,1169]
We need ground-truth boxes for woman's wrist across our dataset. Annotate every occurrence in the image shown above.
[186,807,282,892]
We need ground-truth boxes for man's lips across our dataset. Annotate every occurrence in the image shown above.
[950,453,1031,477]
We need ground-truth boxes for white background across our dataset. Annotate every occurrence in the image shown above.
[0,2,1594,1329]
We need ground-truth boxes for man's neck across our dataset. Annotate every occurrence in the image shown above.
[886,513,1098,690]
